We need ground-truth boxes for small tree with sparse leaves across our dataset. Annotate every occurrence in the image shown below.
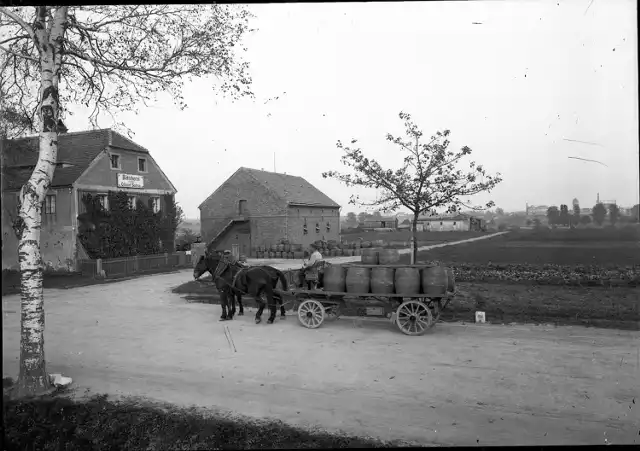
[323,112,502,262]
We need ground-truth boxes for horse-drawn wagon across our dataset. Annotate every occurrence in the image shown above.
[280,262,456,336]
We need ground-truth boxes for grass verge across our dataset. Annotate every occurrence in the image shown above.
[2,384,403,450]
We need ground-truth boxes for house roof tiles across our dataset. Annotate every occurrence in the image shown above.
[3,129,149,190]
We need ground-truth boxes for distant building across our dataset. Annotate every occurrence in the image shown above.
[362,216,398,229]
[526,204,549,216]
[416,213,485,232]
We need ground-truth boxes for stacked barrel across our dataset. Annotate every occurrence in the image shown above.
[255,241,305,259]
[323,262,456,296]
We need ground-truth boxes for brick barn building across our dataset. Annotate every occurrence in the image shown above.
[198,167,341,256]
[2,128,177,271]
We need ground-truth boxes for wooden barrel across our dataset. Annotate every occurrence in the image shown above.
[283,244,291,252]
[378,248,400,265]
[324,265,347,292]
[361,241,371,248]
[276,244,284,252]
[421,266,447,297]
[257,251,264,259]
[270,244,277,252]
[354,249,362,256]
[346,266,371,293]
[343,249,353,257]
[267,251,274,258]
[335,249,343,256]
[293,251,304,259]
[395,267,421,295]
[371,267,395,294]
[361,248,378,264]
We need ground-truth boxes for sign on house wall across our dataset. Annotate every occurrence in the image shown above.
[117,173,144,189]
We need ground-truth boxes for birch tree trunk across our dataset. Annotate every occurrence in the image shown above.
[16,6,67,397]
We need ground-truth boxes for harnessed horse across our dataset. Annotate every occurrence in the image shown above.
[193,255,288,323]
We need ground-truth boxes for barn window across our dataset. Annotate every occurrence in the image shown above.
[303,223,308,235]
[315,223,320,233]
[453,222,457,225]
[127,195,137,210]
[138,157,147,173]
[326,222,331,232]
[440,222,443,225]
[238,200,247,215]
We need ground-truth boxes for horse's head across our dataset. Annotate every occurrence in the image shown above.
[193,254,220,280]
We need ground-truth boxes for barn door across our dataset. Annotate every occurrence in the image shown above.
[231,244,240,259]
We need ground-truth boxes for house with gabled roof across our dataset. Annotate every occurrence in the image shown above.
[2,128,177,271]
[198,167,341,256]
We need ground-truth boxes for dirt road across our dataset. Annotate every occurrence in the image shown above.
[2,269,638,446]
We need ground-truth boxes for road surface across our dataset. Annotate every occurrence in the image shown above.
[2,269,638,446]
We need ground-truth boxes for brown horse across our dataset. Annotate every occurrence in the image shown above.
[193,255,288,323]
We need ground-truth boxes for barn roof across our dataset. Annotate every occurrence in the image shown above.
[3,128,149,190]
[242,167,340,208]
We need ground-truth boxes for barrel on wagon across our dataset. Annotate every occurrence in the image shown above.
[371,266,395,294]
[346,266,371,293]
[395,267,420,295]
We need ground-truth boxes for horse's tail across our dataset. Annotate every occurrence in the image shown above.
[275,268,288,292]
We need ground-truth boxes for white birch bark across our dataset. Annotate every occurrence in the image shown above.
[14,6,68,397]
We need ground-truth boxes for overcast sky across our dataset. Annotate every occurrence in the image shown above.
[66,0,639,219]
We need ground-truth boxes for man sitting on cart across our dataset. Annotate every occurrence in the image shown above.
[298,242,324,289]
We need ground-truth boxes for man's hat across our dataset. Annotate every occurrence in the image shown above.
[223,250,232,254]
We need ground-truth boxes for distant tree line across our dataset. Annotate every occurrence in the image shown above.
[545,201,637,227]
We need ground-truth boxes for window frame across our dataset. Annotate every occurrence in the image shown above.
[150,196,161,214]
[127,195,137,210]
[238,199,247,216]
[96,193,109,211]
[110,153,121,170]
[43,194,56,215]
[137,157,147,173]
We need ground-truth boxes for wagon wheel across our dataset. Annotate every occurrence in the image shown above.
[396,300,434,336]
[297,299,325,329]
